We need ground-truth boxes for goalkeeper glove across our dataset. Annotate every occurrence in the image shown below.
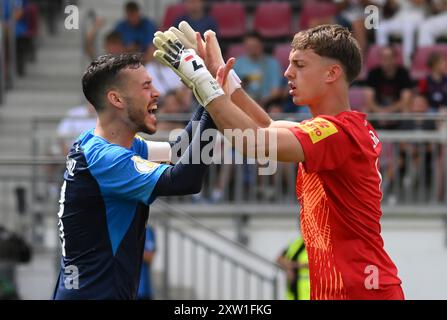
[153,30,224,107]
[168,21,242,96]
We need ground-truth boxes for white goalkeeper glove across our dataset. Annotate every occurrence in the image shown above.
[168,21,241,96]
[153,30,225,107]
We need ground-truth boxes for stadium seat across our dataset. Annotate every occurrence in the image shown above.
[411,45,447,80]
[273,43,292,72]
[349,87,367,112]
[210,2,246,39]
[225,43,246,61]
[161,3,186,31]
[298,1,337,30]
[253,2,292,38]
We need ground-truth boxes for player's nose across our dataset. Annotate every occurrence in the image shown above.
[151,86,160,98]
[284,64,294,79]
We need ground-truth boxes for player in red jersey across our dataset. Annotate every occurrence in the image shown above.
[153,23,404,299]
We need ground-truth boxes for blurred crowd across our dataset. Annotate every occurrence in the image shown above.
[79,0,447,126]
[1,0,447,119]
[1,0,66,78]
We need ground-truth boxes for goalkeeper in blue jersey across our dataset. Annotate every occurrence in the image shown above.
[53,53,220,300]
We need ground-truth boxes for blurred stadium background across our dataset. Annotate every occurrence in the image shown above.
[1,0,447,300]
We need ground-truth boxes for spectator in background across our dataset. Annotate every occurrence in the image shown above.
[57,103,97,156]
[417,0,447,48]
[399,95,436,130]
[114,1,157,57]
[365,46,413,129]
[418,52,447,113]
[397,95,436,200]
[137,224,156,300]
[43,102,97,200]
[13,0,30,76]
[1,0,12,80]
[333,0,381,54]
[86,24,127,60]
[173,0,218,36]
[155,90,187,133]
[233,32,282,106]
[375,0,427,67]
[276,237,310,300]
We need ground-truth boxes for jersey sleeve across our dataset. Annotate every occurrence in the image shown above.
[132,135,149,158]
[289,117,352,173]
[86,144,170,205]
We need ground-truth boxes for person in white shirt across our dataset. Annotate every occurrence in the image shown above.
[417,0,447,47]
[375,0,428,66]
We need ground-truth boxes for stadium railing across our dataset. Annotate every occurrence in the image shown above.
[151,200,282,299]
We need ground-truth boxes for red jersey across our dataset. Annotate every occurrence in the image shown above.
[289,111,404,300]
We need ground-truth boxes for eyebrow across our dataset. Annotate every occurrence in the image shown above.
[291,58,306,63]
[142,80,152,86]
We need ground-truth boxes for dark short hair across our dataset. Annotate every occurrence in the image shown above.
[292,24,362,84]
[244,31,262,42]
[105,31,123,44]
[125,1,139,12]
[82,54,143,112]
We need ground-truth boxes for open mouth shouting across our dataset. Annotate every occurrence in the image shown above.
[288,82,297,95]
[147,101,158,117]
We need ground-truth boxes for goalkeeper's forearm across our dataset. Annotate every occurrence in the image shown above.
[152,110,217,196]
[169,105,204,158]
[230,88,273,128]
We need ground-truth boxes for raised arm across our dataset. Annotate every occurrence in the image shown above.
[151,110,217,197]
[153,29,304,164]
[169,22,273,128]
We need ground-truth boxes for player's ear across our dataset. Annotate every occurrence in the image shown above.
[106,90,125,110]
[326,64,343,84]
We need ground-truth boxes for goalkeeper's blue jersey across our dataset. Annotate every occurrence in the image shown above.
[53,130,169,300]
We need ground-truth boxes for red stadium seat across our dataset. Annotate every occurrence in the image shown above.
[253,2,292,38]
[299,1,337,30]
[161,3,186,31]
[411,45,447,80]
[273,43,292,72]
[210,2,246,39]
[349,87,367,112]
[225,43,246,61]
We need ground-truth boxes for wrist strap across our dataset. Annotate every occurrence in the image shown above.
[228,69,242,96]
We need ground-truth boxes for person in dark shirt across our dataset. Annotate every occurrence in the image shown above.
[365,46,413,129]
[173,0,218,36]
[418,52,447,113]
[114,2,157,56]
[397,95,436,199]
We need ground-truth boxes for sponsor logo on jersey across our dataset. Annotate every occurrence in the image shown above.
[131,156,159,174]
[296,117,338,144]
[66,158,77,176]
